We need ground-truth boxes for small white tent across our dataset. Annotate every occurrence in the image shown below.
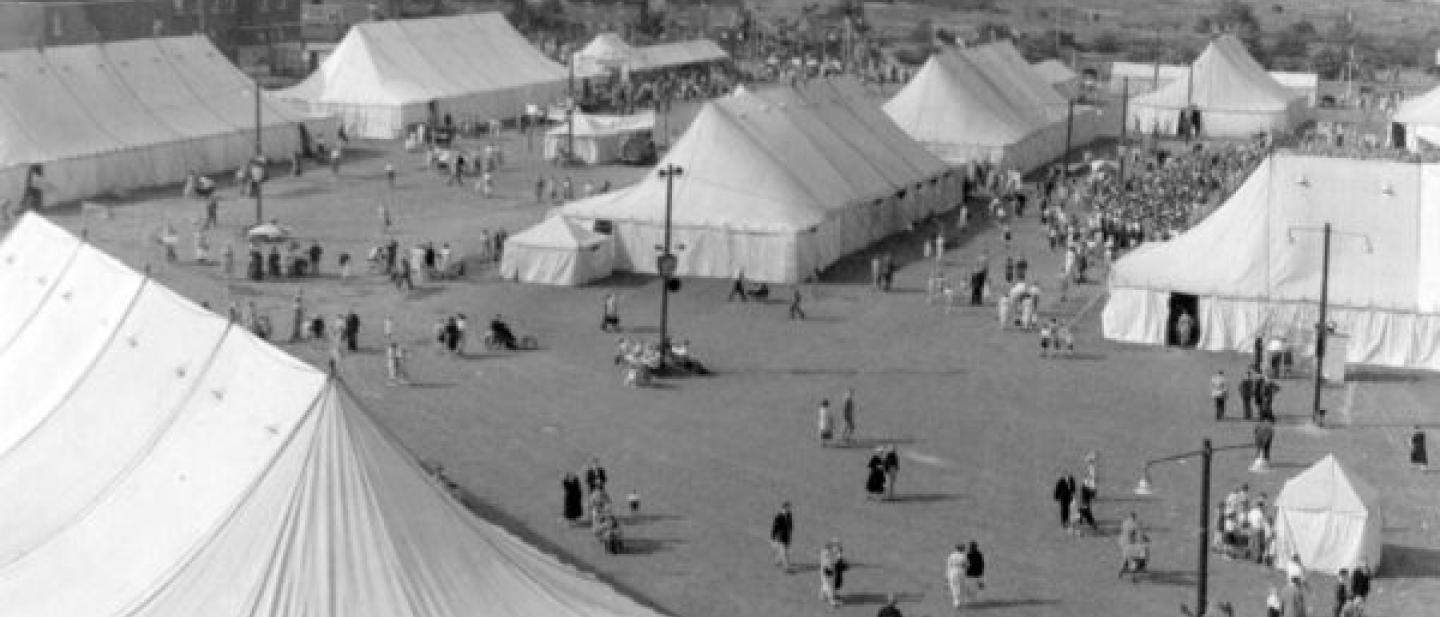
[278,13,569,139]
[500,216,615,285]
[573,33,632,76]
[0,212,670,617]
[1032,59,1081,98]
[1273,455,1383,575]
[543,111,655,164]
[1128,35,1302,138]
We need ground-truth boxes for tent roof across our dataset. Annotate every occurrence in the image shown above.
[629,39,728,71]
[1031,59,1077,85]
[545,111,655,137]
[1110,153,1440,313]
[1110,62,1187,80]
[1396,83,1440,126]
[565,77,947,233]
[280,13,567,107]
[507,215,609,249]
[0,213,670,617]
[884,50,1045,149]
[1276,454,1378,514]
[959,41,1069,124]
[579,33,631,61]
[0,35,308,173]
[1132,35,1296,112]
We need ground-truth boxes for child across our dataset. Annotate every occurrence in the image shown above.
[1057,320,1075,355]
[1039,320,1055,357]
[1265,586,1281,617]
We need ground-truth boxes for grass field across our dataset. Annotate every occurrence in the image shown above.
[31,87,1440,617]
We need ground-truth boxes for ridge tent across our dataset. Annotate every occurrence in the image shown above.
[0,212,671,617]
[1127,35,1303,138]
[1273,455,1383,575]
[1032,59,1081,98]
[1394,84,1440,151]
[1103,153,1440,371]
[564,77,959,283]
[573,34,728,77]
[543,111,655,165]
[278,13,569,139]
[499,215,615,285]
[884,49,1061,172]
[0,36,327,207]
[573,33,632,76]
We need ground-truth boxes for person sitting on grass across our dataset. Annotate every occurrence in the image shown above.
[488,314,518,350]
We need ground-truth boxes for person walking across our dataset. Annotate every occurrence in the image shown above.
[876,593,904,617]
[1411,426,1428,471]
[817,399,835,447]
[1053,472,1076,531]
[788,287,806,320]
[882,445,900,500]
[819,540,844,608]
[344,310,360,352]
[1332,569,1350,617]
[1211,370,1228,421]
[728,271,748,302]
[1254,416,1275,468]
[584,458,608,493]
[963,541,985,603]
[288,292,305,343]
[770,502,794,572]
[840,389,857,444]
[562,472,584,524]
[1239,369,1257,420]
[865,449,887,500]
[1280,574,1307,617]
[945,544,967,609]
[601,292,621,332]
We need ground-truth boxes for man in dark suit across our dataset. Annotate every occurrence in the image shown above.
[1254,418,1275,463]
[1053,472,1076,531]
[583,458,607,493]
[1260,379,1281,420]
[770,502,794,572]
[1238,369,1256,421]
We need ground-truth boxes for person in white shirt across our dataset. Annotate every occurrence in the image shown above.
[945,545,967,609]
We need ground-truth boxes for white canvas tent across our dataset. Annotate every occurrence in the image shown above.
[1108,62,1188,95]
[279,13,569,139]
[1032,59,1081,98]
[543,111,655,164]
[885,42,1098,173]
[1269,71,1319,107]
[1128,35,1303,138]
[1393,84,1440,152]
[0,212,671,617]
[1103,153,1440,371]
[573,33,632,76]
[500,215,615,285]
[1273,455,1383,575]
[564,77,959,283]
[0,36,327,207]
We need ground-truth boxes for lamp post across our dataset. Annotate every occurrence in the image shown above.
[252,80,264,225]
[1134,439,1253,617]
[1061,98,1076,180]
[1286,223,1373,424]
[656,164,683,363]
[1119,77,1129,185]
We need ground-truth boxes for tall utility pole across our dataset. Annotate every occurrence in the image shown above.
[253,81,263,225]
[1312,222,1333,423]
[1119,77,1129,184]
[566,59,576,160]
[1061,98,1075,180]
[1196,438,1213,617]
[656,164,683,362]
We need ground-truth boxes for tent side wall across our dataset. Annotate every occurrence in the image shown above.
[565,218,804,284]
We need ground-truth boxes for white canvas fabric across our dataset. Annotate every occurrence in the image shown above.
[1107,62,1187,95]
[1269,71,1318,107]
[573,33,632,76]
[1273,455,1383,575]
[1395,84,1440,151]
[0,213,672,617]
[574,36,727,77]
[1031,59,1080,97]
[499,215,615,285]
[1103,153,1440,370]
[279,13,569,139]
[1128,35,1302,137]
[564,77,958,283]
[885,43,1098,173]
[543,111,655,164]
[0,214,82,348]
[0,36,325,206]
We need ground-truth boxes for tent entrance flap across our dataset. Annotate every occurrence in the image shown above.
[1167,293,1200,348]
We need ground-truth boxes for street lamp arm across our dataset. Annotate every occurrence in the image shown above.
[1142,443,1250,470]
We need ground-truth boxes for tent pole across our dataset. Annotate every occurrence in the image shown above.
[1196,438,1213,617]
[1062,99,1075,179]
[1312,222,1331,425]
[254,81,263,225]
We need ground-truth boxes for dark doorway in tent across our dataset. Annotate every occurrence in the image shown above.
[1391,122,1407,150]
[1166,293,1200,348]
[1190,108,1203,138]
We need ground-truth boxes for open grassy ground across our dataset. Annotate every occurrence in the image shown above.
[27,90,1440,617]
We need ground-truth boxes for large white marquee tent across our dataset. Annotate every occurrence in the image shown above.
[1394,84,1440,152]
[0,36,325,207]
[279,13,569,139]
[1103,153,1440,371]
[884,41,1098,173]
[1273,455,1383,575]
[0,213,671,617]
[563,77,959,283]
[1128,35,1303,138]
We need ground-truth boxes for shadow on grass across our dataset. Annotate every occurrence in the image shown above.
[834,436,919,450]
[1377,544,1440,579]
[1143,569,1197,587]
[964,598,1061,610]
[886,492,963,504]
[624,513,685,526]
[839,591,925,606]
[621,537,685,555]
